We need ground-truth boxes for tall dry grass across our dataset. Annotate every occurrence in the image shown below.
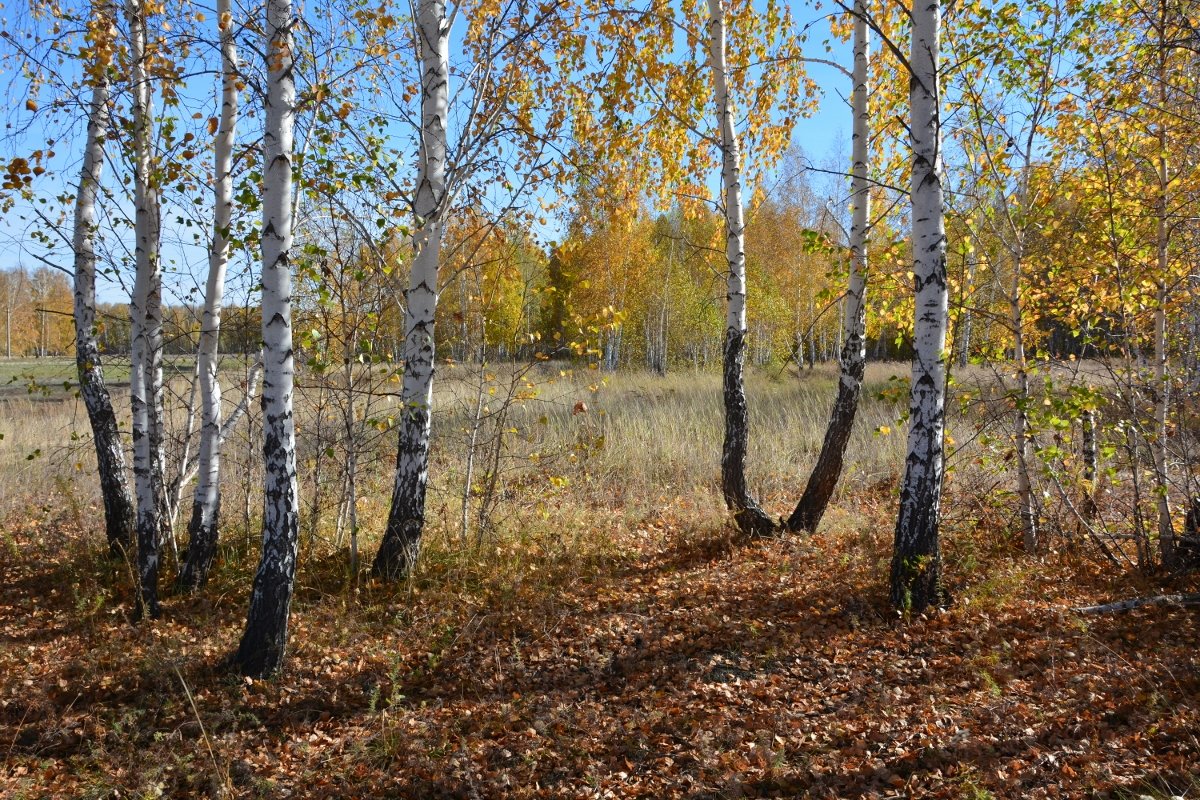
[2,358,987,590]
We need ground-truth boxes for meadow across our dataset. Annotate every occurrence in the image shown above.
[1,358,1197,798]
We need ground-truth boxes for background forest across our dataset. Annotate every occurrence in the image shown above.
[1,0,1199,796]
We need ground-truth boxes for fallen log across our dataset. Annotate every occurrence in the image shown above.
[1073,594,1200,614]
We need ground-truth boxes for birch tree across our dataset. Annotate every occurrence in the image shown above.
[177,0,239,592]
[230,0,299,677]
[73,1,135,557]
[708,0,774,536]
[786,1,871,534]
[891,0,949,612]
[1148,0,1177,567]
[371,0,449,580]
[126,0,166,620]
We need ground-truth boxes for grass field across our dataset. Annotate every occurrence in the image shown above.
[1,358,1198,798]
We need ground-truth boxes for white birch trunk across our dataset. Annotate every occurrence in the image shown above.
[890,0,949,612]
[788,3,870,533]
[1010,243,1038,552]
[73,4,135,558]
[179,0,239,592]
[126,0,164,619]
[232,0,299,677]
[709,0,773,536]
[373,0,449,579]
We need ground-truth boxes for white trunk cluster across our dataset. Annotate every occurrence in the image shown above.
[126,0,165,620]
[708,0,773,536]
[373,0,450,579]
[232,0,299,677]
[890,0,948,612]
[179,0,239,592]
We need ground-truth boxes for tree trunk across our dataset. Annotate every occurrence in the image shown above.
[1080,407,1098,519]
[126,0,164,620]
[890,0,948,613]
[373,0,449,580]
[178,0,239,592]
[231,0,299,677]
[957,246,975,369]
[1010,244,1038,552]
[1153,101,1174,566]
[787,3,869,534]
[73,5,135,558]
[709,0,774,537]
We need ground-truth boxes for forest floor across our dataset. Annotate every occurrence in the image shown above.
[2,484,1199,799]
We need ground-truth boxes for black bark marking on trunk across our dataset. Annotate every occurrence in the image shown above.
[77,344,135,557]
[134,500,161,621]
[890,369,949,613]
[787,337,866,533]
[721,328,775,536]
[230,429,298,676]
[374,404,431,580]
[177,495,220,592]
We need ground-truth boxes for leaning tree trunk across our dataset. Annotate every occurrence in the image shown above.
[73,5,135,559]
[231,0,299,677]
[787,2,870,534]
[708,0,774,537]
[372,0,450,580]
[178,0,239,592]
[126,0,165,620]
[890,0,948,613]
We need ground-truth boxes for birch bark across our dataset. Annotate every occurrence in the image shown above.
[126,0,165,619]
[372,0,449,580]
[787,3,870,534]
[73,3,135,558]
[179,0,239,592]
[890,0,949,612]
[231,0,299,677]
[707,0,774,537]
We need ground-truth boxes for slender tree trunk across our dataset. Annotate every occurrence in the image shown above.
[787,5,870,534]
[708,0,774,536]
[1081,407,1098,519]
[373,0,449,580]
[179,0,239,592]
[1010,232,1038,552]
[73,5,135,558]
[806,298,816,370]
[126,0,164,620]
[891,0,948,613]
[957,246,975,369]
[1153,86,1174,566]
[231,0,299,677]
[656,241,671,375]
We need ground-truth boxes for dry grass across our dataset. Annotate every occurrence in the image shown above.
[0,358,920,566]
